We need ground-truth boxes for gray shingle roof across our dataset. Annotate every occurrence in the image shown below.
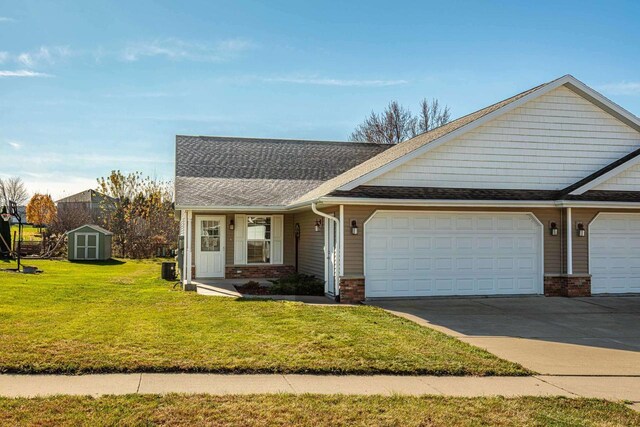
[175,135,390,207]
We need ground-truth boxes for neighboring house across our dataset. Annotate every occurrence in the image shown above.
[56,189,116,223]
[175,75,640,303]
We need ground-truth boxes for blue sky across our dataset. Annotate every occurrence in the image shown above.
[1,0,640,199]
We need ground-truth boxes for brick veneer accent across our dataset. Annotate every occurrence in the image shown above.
[544,274,591,297]
[224,264,295,279]
[339,276,365,304]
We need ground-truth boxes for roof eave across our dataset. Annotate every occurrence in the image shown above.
[318,196,640,209]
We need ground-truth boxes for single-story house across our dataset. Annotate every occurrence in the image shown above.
[175,75,640,303]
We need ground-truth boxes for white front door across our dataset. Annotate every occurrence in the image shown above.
[195,216,225,278]
[590,213,640,294]
[365,211,543,298]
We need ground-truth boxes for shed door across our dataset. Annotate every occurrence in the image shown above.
[365,211,543,297]
[75,232,99,260]
[589,213,640,294]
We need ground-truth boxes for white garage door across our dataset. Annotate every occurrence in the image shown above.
[364,211,543,297]
[590,213,640,294]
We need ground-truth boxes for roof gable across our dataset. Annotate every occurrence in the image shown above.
[365,85,640,191]
[66,224,113,235]
[292,75,640,203]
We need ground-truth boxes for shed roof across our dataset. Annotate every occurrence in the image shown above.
[66,224,113,235]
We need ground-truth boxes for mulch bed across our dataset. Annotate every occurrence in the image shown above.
[234,281,272,295]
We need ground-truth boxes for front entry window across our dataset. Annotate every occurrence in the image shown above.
[247,216,271,263]
[200,220,220,252]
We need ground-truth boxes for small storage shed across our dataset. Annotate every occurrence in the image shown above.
[67,224,113,261]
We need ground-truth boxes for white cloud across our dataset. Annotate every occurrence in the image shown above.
[262,76,409,87]
[121,37,252,62]
[7,141,22,150]
[17,46,72,68]
[0,17,14,23]
[597,81,640,96]
[0,70,52,77]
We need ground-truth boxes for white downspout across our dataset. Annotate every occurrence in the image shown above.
[566,207,573,275]
[312,202,341,296]
[186,210,193,287]
[182,210,188,284]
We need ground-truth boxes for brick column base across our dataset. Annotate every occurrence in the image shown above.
[544,274,591,297]
[339,276,365,304]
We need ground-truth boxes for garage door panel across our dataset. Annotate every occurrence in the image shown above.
[590,214,640,294]
[392,237,410,250]
[434,257,453,271]
[518,277,536,291]
[456,257,473,271]
[365,212,542,297]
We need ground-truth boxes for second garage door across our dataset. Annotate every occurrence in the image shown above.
[589,213,640,294]
[364,211,543,298]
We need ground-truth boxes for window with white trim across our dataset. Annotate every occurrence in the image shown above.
[247,216,271,263]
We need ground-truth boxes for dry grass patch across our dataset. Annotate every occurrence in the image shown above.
[0,395,637,426]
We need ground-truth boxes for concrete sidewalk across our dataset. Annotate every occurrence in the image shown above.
[1,374,639,405]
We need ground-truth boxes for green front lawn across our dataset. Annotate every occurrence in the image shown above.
[1,395,637,426]
[0,259,527,375]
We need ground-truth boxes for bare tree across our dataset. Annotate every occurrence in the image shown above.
[0,176,29,207]
[49,203,92,234]
[97,170,178,258]
[350,101,417,145]
[350,98,451,144]
[416,98,451,134]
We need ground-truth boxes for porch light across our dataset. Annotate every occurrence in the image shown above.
[229,219,234,230]
[549,221,558,236]
[351,220,359,235]
[314,219,322,232]
[576,222,585,237]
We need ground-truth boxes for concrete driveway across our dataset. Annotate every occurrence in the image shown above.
[370,296,640,375]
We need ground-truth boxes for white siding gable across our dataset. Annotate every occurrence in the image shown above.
[368,86,640,190]
[592,162,640,191]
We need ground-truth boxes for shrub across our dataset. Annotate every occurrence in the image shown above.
[268,273,324,296]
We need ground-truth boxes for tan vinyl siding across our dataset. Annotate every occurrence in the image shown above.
[283,213,295,265]
[293,209,326,280]
[342,205,565,276]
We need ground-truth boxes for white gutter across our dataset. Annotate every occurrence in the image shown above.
[318,197,557,208]
[319,197,640,209]
[312,202,341,297]
[177,197,640,213]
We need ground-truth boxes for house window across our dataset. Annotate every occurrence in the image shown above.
[247,216,271,263]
